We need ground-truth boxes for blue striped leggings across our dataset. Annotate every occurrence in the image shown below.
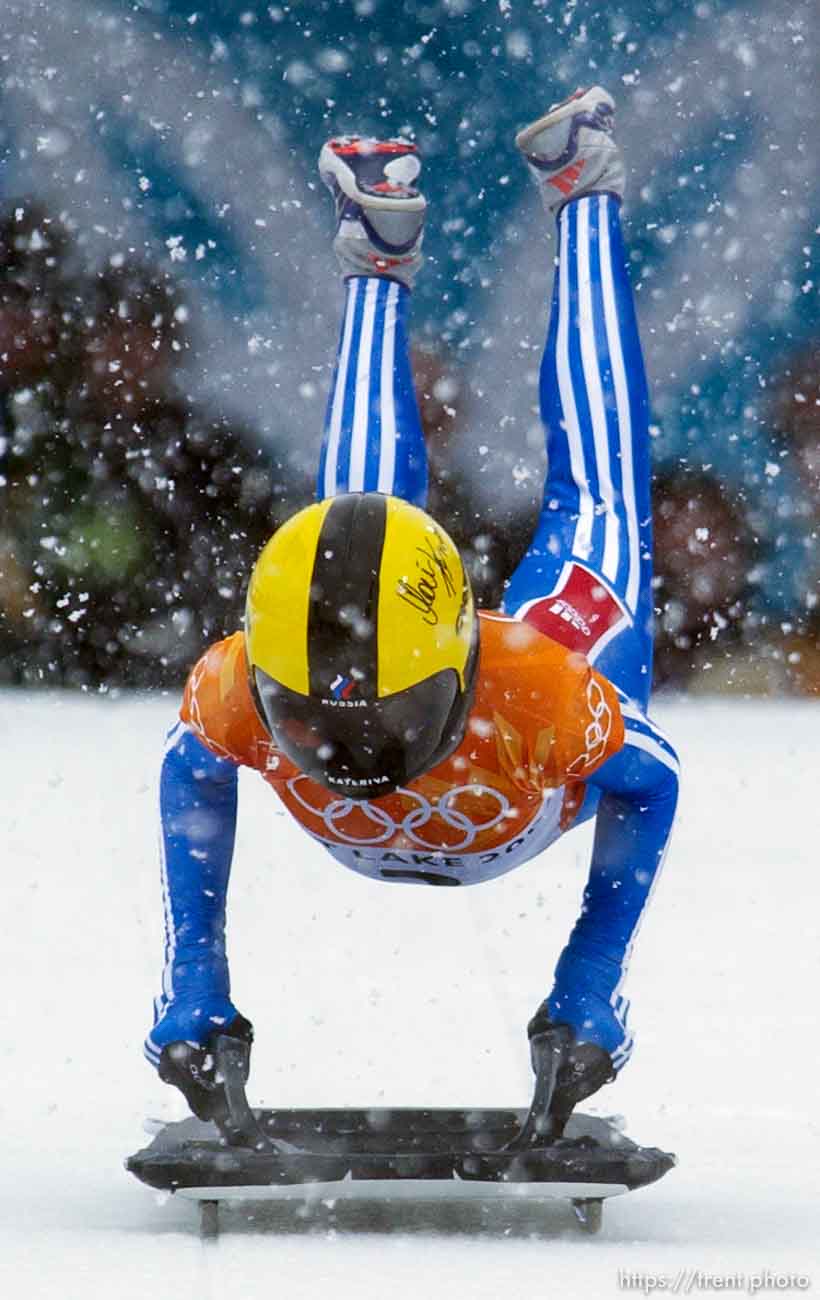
[319,193,653,708]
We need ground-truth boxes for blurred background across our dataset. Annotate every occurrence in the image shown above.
[0,0,817,694]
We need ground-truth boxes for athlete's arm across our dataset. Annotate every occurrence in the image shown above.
[545,703,679,1071]
[144,721,243,1066]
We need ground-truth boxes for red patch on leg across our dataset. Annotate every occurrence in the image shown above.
[519,564,628,657]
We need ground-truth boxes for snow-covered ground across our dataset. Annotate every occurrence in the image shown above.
[2,692,818,1298]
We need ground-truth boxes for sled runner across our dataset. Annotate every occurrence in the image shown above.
[127,1036,676,1238]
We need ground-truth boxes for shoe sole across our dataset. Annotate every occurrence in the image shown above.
[514,86,613,155]
[318,141,426,214]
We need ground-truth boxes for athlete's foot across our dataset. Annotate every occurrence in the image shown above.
[319,136,426,288]
[515,86,625,217]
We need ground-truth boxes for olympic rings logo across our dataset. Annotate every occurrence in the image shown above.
[286,776,512,850]
[568,678,612,773]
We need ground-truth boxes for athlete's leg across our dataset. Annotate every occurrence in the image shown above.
[317,276,427,505]
[502,190,653,707]
[506,94,676,1095]
[317,138,428,508]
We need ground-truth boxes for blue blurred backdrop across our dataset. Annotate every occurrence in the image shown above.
[2,0,818,631]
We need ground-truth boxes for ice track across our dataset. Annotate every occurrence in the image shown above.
[2,692,818,1298]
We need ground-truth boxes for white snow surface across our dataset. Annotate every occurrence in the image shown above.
[2,692,818,1297]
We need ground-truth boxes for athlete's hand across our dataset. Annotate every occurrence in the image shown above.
[145,999,254,1122]
[545,946,635,1068]
[146,994,244,1057]
[156,1014,255,1124]
[528,1014,615,1127]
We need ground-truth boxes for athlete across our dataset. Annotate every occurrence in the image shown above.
[145,89,679,1132]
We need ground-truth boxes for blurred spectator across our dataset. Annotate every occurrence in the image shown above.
[49,260,291,685]
[413,341,531,607]
[763,343,820,694]
[771,342,820,508]
[0,202,83,671]
[651,466,757,691]
[1,230,293,688]
[76,260,187,421]
[0,201,77,386]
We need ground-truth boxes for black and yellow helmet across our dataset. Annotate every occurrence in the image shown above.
[245,492,478,799]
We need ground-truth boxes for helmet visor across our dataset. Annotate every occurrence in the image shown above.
[254,667,460,799]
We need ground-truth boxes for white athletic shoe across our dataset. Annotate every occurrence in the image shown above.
[318,136,426,289]
[515,87,625,216]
